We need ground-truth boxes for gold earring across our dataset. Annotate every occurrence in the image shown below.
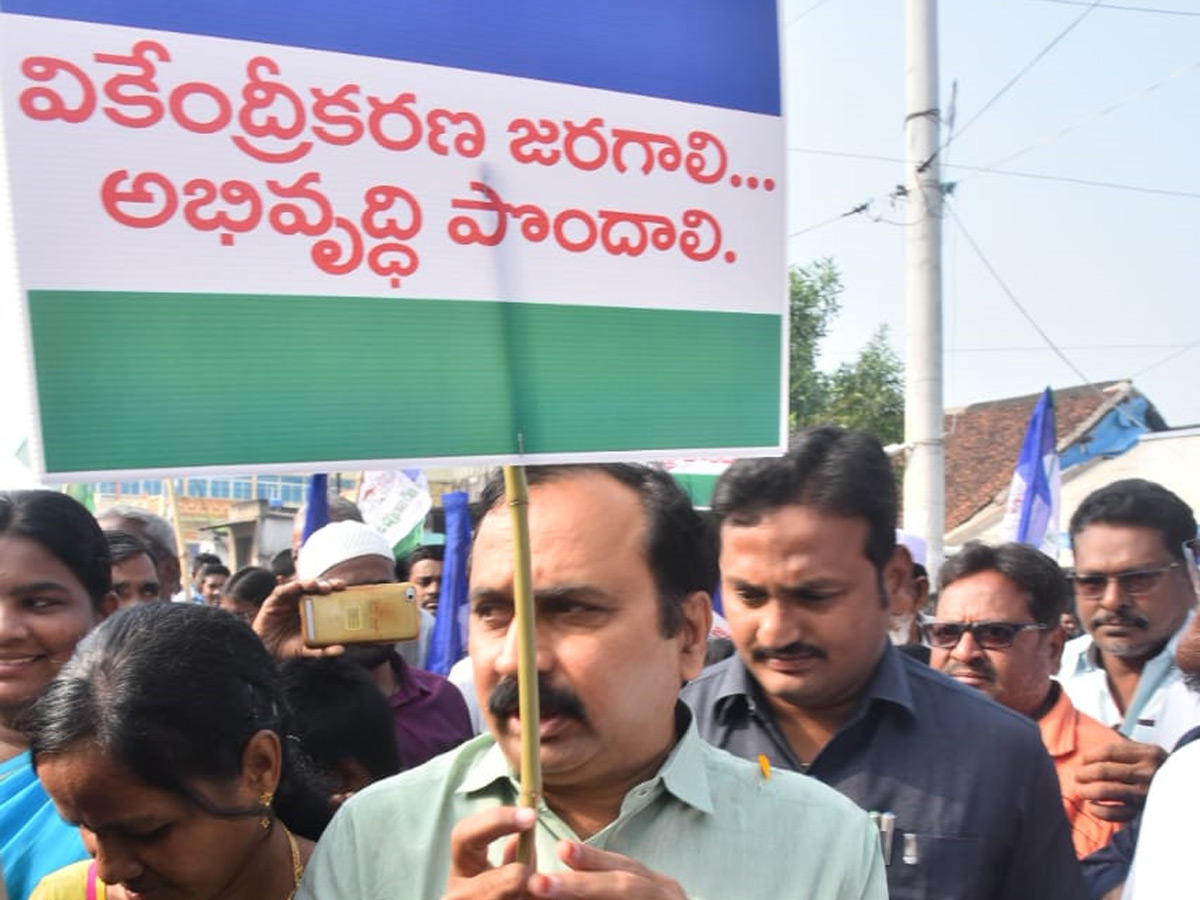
[259,791,274,830]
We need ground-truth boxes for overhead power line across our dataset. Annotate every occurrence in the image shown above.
[943,199,1158,431]
[1131,337,1200,377]
[960,59,1200,184]
[921,0,1104,171]
[787,0,839,25]
[943,200,1095,387]
[789,146,1200,201]
[1034,0,1200,15]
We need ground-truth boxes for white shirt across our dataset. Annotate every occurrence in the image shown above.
[447,654,484,735]
[1122,739,1200,899]
[1057,621,1189,748]
[1152,679,1200,752]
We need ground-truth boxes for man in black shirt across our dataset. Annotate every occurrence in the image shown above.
[682,425,1086,900]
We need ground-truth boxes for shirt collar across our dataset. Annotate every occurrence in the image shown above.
[457,702,714,816]
[1037,682,1078,758]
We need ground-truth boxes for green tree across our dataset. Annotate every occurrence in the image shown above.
[788,259,841,428]
[787,260,905,444]
[823,325,905,445]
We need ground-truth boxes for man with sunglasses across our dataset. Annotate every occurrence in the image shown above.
[1059,479,1197,749]
[683,426,1086,900]
[930,541,1125,858]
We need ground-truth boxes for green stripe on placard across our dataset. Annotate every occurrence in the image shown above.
[28,291,781,473]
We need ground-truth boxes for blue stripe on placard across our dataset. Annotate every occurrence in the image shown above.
[1,0,781,114]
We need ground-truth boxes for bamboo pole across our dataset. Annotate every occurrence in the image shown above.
[502,465,541,866]
[163,478,188,593]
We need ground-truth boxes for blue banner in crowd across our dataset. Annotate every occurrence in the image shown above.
[427,490,471,675]
[301,473,330,547]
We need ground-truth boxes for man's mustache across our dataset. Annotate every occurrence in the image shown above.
[488,676,587,723]
[943,659,996,685]
[751,642,827,663]
[1091,609,1151,630]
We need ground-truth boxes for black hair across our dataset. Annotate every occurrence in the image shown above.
[0,490,111,608]
[191,552,222,577]
[197,562,231,581]
[224,566,277,608]
[398,545,444,580]
[1070,479,1197,564]
[937,541,1069,627]
[478,464,718,637]
[712,426,898,572]
[104,530,155,568]
[270,548,296,579]
[29,603,331,839]
[279,657,401,778]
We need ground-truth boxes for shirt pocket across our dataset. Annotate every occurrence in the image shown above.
[885,833,986,900]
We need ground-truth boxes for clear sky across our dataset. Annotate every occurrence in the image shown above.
[786,0,1200,427]
[3,1,1199,483]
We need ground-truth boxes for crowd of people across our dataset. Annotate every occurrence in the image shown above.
[0,424,1196,900]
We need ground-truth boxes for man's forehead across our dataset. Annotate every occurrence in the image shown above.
[938,570,1032,617]
[113,553,157,575]
[471,474,647,576]
[1073,523,1171,565]
[322,553,397,585]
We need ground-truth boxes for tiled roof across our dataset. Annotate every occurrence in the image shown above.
[944,381,1151,531]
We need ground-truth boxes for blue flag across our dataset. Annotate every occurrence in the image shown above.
[301,474,330,546]
[427,491,471,675]
[1001,388,1060,554]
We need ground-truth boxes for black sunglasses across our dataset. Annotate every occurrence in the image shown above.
[923,620,1047,650]
[1067,563,1180,601]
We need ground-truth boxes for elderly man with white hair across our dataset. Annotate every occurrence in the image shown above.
[257,519,473,769]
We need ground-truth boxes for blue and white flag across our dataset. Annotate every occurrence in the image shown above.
[1000,388,1060,555]
[427,491,471,676]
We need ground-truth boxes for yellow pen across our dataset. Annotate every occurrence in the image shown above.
[757,754,771,780]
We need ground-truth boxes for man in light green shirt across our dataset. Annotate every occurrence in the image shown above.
[297,465,885,900]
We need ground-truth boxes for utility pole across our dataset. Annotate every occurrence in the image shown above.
[903,0,945,575]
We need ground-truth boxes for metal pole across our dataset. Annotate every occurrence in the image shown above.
[903,0,946,575]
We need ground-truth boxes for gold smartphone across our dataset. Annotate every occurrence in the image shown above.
[301,582,421,648]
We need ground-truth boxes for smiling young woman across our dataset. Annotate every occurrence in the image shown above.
[0,491,117,900]
[27,603,329,900]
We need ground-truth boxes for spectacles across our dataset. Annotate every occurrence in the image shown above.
[1068,563,1180,600]
[923,621,1047,650]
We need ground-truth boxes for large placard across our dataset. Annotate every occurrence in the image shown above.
[0,0,786,479]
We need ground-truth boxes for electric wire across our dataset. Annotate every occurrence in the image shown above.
[790,147,1200,201]
[1131,337,1200,377]
[919,0,1104,172]
[787,0,839,25]
[943,199,1095,388]
[944,199,1164,429]
[959,59,1200,185]
[1034,0,1200,15]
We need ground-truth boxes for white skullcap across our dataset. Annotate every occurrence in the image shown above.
[296,520,394,580]
[895,529,928,567]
